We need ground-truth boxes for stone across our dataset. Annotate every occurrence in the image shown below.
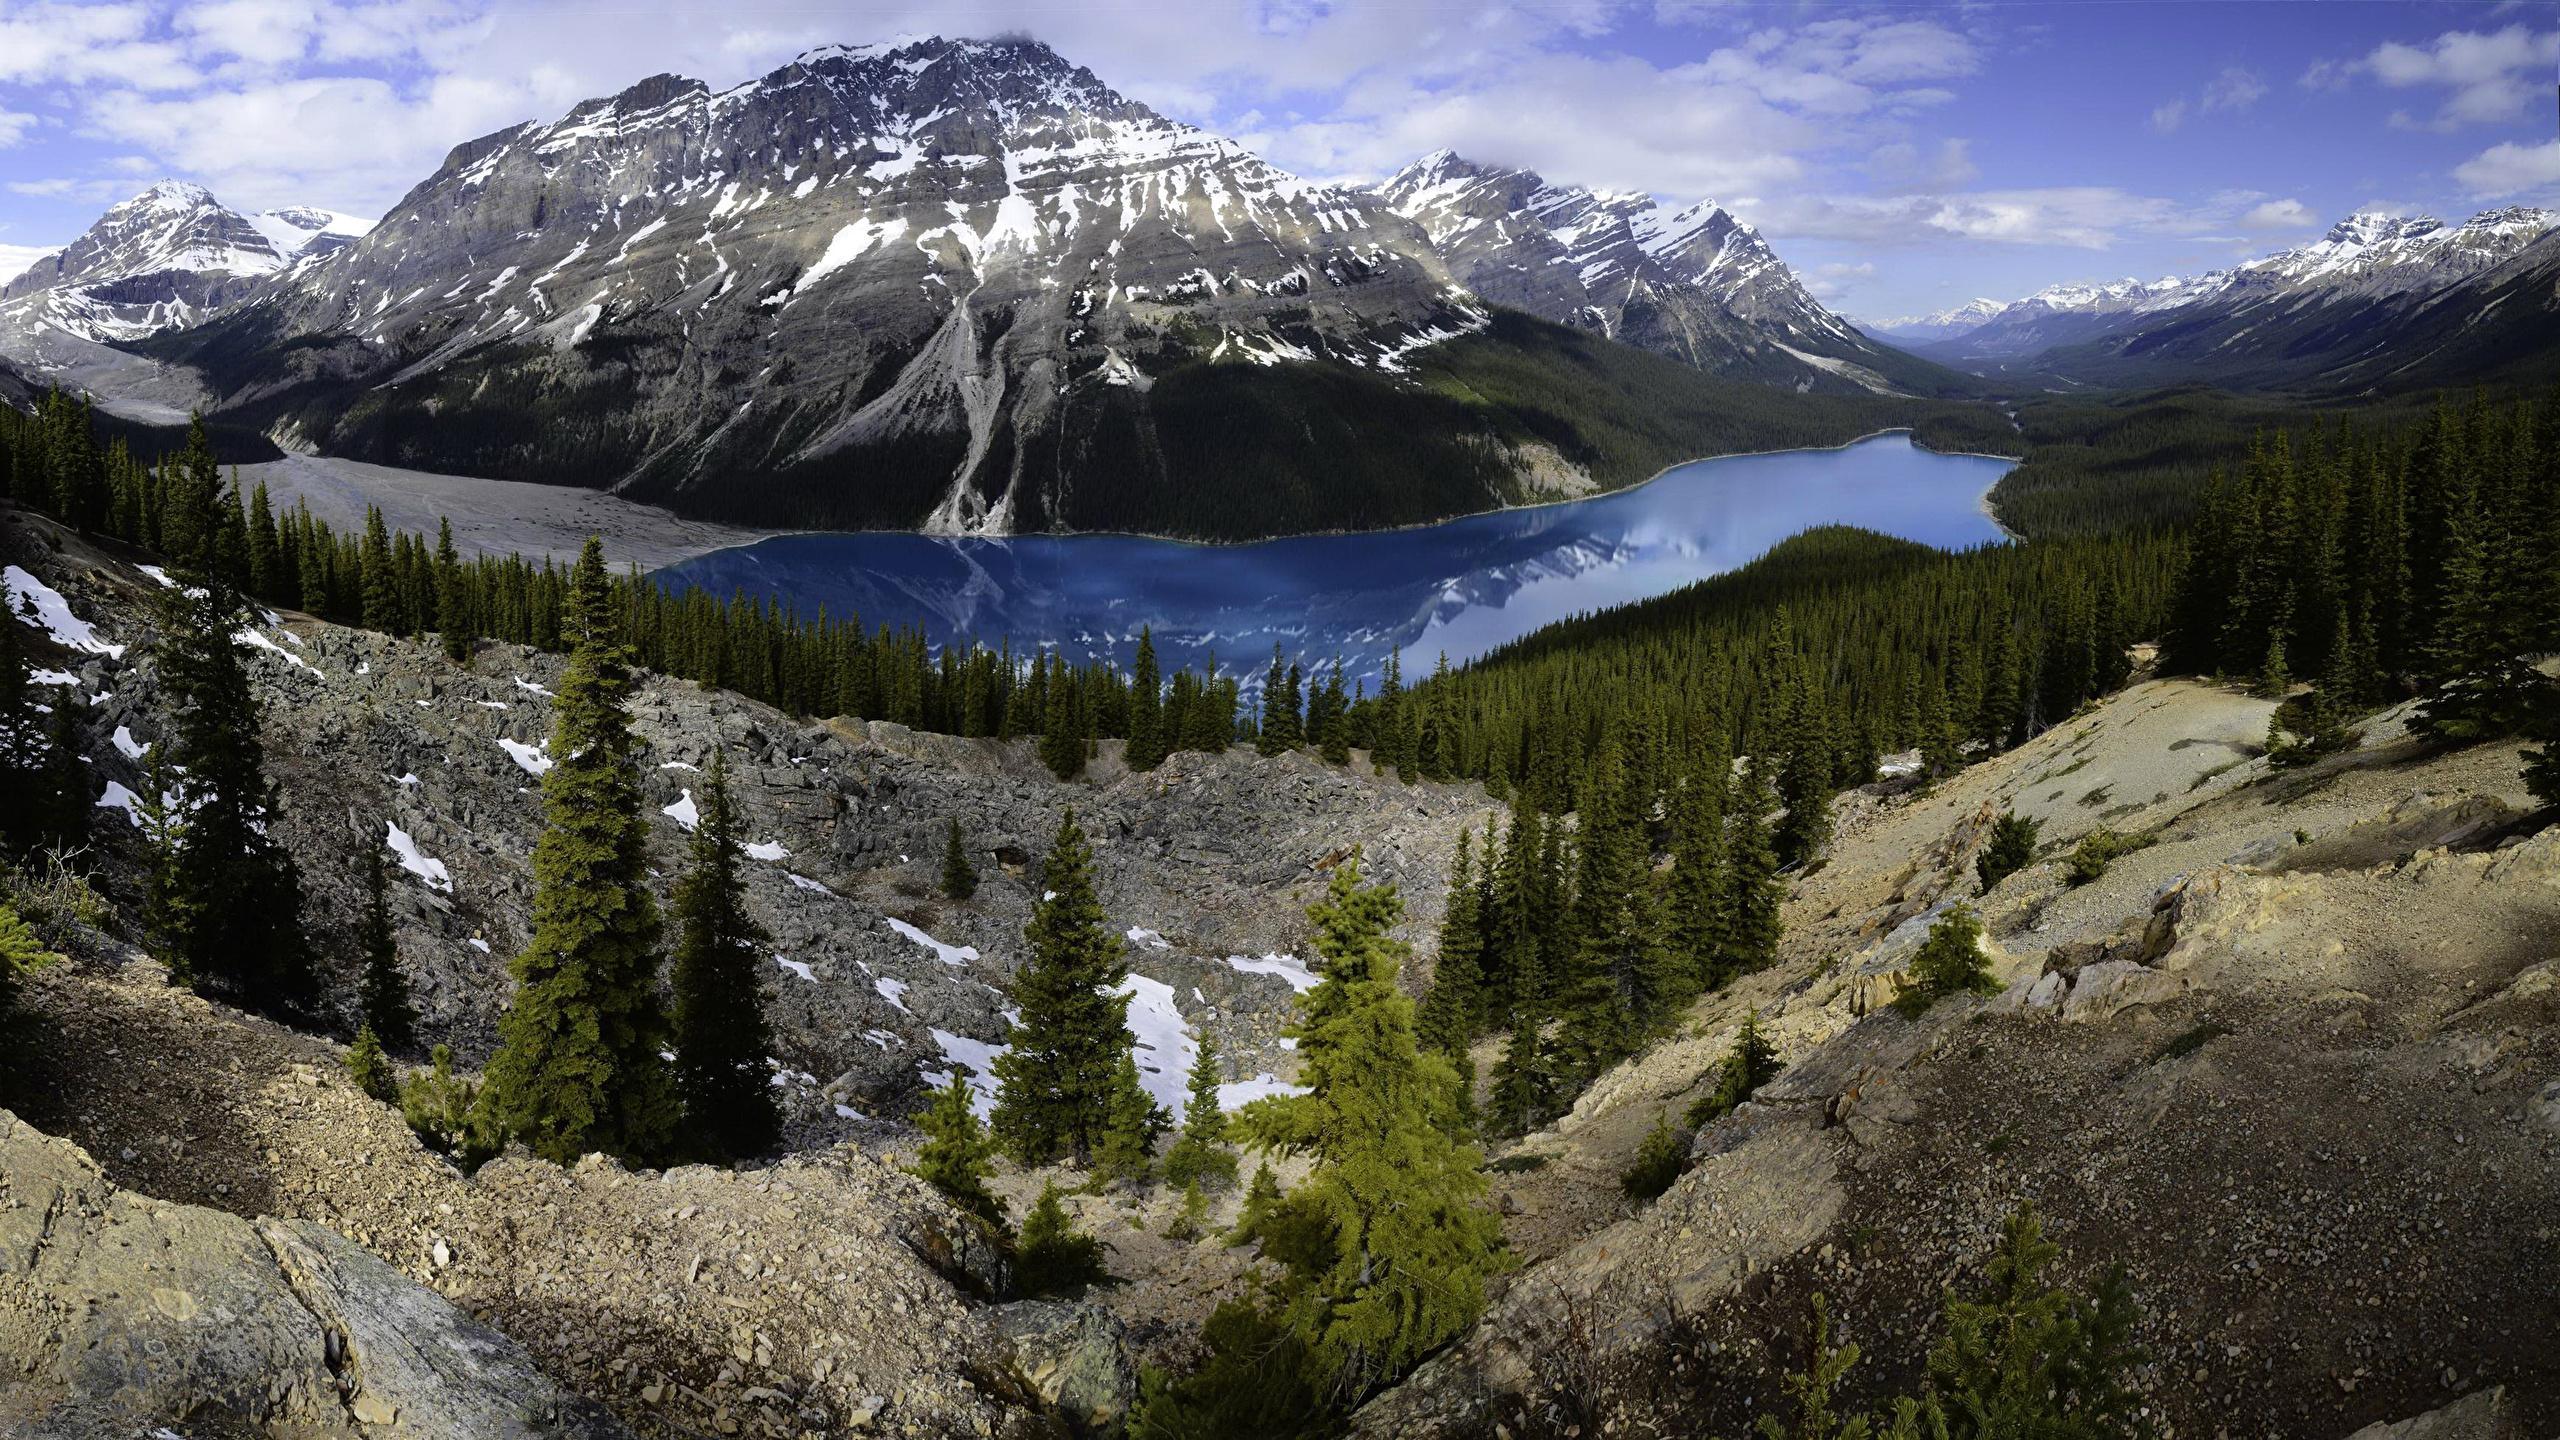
[994,1300,1138,1436]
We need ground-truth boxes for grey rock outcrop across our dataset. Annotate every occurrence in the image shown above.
[995,1301,1138,1435]
[0,1109,628,1439]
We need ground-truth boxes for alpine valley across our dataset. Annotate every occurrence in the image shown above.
[3,16,2559,1440]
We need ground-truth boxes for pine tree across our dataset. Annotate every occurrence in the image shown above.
[1125,627,1166,772]
[1232,856,1507,1400]
[1686,1007,1782,1126]
[1311,658,1350,766]
[360,505,401,634]
[942,816,979,900]
[1414,829,1486,1055]
[911,1074,1003,1227]
[991,811,1135,1165]
[1014,1181,1111,1296]
[669,752,780,1161]
[148,552,315,1017]
[1230,1162,1283,1247]
[481,537,679,1166]
[34,700,87,853]
[345,1025,395,1102]
[1720,759,1785,980]
[1092,1049,1164,1187]
[1668,746,1729,992]
[401,1043,496,1165]
[434,517,471,662]
[1976,811,2041,894]
[1896,905,1994,1016]
[358,839,418,1053]
[1163,1035,1240,1192]
[1040,657,1086,780]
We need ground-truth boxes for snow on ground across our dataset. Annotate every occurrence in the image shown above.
[111,725,146,760]
[394,772,422,787]
[30,668,78,687]
[512,675,554,698]
[136,564,178,589]
[384,821,454,893]
[467,938,492,953]
[662,790,699,829]
[498,738,553,775]
[1116,973,1197,1118]
[1217,1073,1310,1110]
[886,916,978,967]
[744,840,790,862]
[96,781,145,827]
[233,627,319,674]
[875,976,910,1012]
[921,1027,1008,1119]
[1126,927,1173,950]
[1223,952,1320,993]
[774,955,815,982]
[659,760,700,772]
[6,566,124,657]
[787,873,836,896]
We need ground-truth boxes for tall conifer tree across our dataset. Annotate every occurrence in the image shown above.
[991,811,1134,1164]
[1233,857,1506,1401]
[669,753,780,1160]
[358,839,418,1053]
[481,538,679,1166]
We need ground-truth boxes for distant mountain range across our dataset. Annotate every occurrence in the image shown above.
[0,37,1964,539]
[1863,207,2560,388]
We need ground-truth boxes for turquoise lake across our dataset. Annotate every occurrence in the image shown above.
[652,431,2016,692]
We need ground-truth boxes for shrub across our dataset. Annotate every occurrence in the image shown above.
[1014,1182,1112,1297]
[400,1043,497,1168]
[1976,812,2042,893]
[1895,905,1994,1017]
[344,1025,396,1102]
[1686,1008,1783,1128]
[1618,1111,1689,1201]
[2062,827,2153,887]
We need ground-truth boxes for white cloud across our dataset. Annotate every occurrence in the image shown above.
[0,242,57,283]
[2155,65,2263,134]
[2236,198,2317,231]
[2198,66,2266,115]
[1866,137,1976,194]
[0,2,202,91]
[2454,138,2560,198]
[2329,24,2559,130]
[0,109,32,147]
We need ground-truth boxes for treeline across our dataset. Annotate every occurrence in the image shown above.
[2167,394,2559,727]
[0,392,1248,769]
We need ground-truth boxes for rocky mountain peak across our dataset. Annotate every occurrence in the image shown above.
[2323,210,2440,247]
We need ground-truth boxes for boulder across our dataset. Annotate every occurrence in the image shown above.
[995,1299,1138,1435]
[2342,1387,2517,1440]
[0,1110,628,1439]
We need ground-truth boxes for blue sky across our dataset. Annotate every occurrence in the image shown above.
[0,1,2553,316]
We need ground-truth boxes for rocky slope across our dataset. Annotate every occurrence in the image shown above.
[0,1109,631,1438]
[1373,149,1942,394]
[8,506,1495,1156]
[1351,672,2558,1436]
[8,501,2554,1436]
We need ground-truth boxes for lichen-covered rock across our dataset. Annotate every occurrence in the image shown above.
[0,1109,628,1439]
[995,1300,1137,1435]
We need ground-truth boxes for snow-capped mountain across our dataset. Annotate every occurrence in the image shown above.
[0,182,374,347]
[1373,149,1936,393]
[1916,206,2560,374]
[147,37,1945,538]
[1859,297,2004,345]
[244,206,373,263]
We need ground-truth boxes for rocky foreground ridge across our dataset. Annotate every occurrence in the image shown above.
[3,502,2554,1437]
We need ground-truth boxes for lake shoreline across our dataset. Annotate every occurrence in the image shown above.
[661,426,2030,572]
